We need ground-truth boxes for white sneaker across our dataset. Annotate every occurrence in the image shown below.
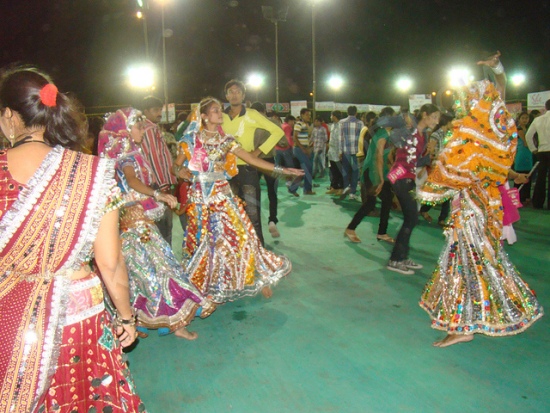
[387,260,414,275]
[403,259,423,269]
[339,187,351,200]
[348,194,360,201]
[268,221,280,238]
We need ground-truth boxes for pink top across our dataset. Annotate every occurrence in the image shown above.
[389,129,425,181]
[276,123,294,151]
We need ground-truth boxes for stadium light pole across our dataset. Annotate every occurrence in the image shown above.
[262,5,289,106]
[312,0,318,119]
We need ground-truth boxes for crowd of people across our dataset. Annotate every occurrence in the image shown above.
[0,51,545,411]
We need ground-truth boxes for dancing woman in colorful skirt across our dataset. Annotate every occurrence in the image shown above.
[417,53,543,347]
[99,108,215,340]
[173,97,303,303]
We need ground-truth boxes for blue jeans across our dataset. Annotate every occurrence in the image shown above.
[275,149,301,194]
[341,153,359,194]
[293,147,313,193]
[390,178,418,261]
[312,149,326,178]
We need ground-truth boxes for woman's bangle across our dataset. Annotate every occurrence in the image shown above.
[174,164,182,173]
[153,190,160,200]
[114,310,136,327]
[491,61,504,75]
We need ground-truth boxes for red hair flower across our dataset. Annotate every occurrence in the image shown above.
[39,83,58,107]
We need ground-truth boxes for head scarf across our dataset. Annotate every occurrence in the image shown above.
[98,107,142,159]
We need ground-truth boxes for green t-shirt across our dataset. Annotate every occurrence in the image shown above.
[363,128,392,185]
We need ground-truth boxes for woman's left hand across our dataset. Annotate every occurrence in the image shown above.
[177,166,192,181]
[513,173,529,184]
[116,324,137,348]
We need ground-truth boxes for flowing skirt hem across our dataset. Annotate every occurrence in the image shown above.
[420,300,544,337]
[208,258,292,303]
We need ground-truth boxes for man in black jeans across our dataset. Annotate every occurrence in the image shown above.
[526,99,550,209]
[251,101,283,238]
[222,80,285,245]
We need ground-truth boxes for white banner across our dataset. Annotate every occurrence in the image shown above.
[368,104,401,113]
[527,90,550,111]
[315,101,335,111]
[408,94,432,112]
[290,100,308,117]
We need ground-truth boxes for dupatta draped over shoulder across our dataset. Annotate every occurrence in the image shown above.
[0,146,119,412]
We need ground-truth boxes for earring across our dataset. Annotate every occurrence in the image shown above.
[8,120,15,145]
[204,119,209,124]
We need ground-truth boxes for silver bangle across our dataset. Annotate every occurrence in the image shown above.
[153,190,160,200]
[491,61,504,75]
[272,165,285,177]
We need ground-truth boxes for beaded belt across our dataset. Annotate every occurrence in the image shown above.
[195,171,226,183]
[192,172,231,203]
[120,204,154,230]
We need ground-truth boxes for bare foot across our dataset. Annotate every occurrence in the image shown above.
[262,286,273,299]
[174,327,198,340]
[433,334,473,348]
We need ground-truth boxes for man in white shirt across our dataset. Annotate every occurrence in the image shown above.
[526,99,550,209]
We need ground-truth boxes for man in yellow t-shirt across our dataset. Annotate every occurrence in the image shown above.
[222,79,285,245]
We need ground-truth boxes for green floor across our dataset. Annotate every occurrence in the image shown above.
[127,178,550,413]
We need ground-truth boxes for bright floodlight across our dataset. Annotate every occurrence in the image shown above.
[396,77,412,92]
[449,67,471,87]
[127,64,155,89]
[328,75,344,90]
[511,73,526,87]
[247,73,265,89]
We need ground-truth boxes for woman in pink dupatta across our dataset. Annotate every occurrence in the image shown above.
[0,67,146,412]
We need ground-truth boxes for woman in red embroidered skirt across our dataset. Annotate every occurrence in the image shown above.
[0,67,146,412]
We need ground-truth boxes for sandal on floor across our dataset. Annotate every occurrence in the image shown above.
[376,234,395,244]
[344,229,361,243]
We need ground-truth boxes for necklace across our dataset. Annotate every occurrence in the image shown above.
[199,130,224,161]
[12,135,51,149]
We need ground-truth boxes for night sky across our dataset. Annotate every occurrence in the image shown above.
[2,0,549,110]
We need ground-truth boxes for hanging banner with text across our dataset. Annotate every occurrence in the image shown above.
[527,90,550,111]
[408,94,432,112]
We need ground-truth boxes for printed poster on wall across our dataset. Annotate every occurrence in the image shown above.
[161,103,176,123]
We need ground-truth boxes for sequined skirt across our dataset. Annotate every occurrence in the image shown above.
[183,177,291,303]
[38,274,146,412]
[120,205,205,331]
[420,193,543,336]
